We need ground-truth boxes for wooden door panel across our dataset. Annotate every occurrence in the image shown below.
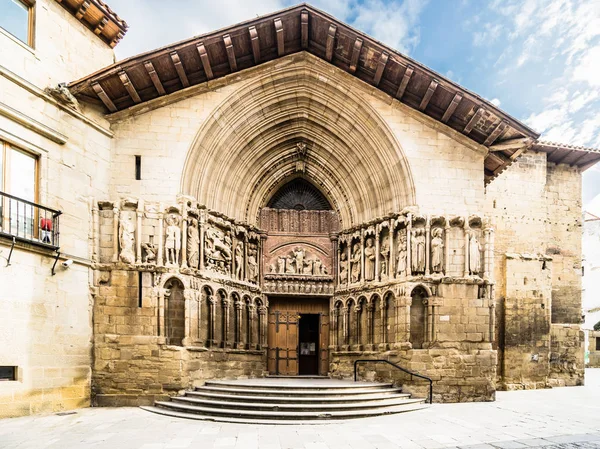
[319,313,330,376]
[268,311,298,375]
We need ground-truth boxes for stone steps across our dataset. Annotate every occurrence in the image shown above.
[143,378,428,424]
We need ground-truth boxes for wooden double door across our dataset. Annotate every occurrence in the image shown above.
[267,298,329,376]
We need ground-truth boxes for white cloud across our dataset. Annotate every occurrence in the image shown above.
[490,98,501,107]
[573,45,600,86]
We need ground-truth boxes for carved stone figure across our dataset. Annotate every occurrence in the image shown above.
[339,251,348,283]
[286,255,295,273]
[304,259,314,275]
[165,215,181,266]
[396,232,407,277]
[44,83,80,111]
[277,256,286,274]
[469,231,481,275]
[293,247,305,274]
[187,218,200,269]
[364,237,376,281]
[411,228,425,274]
[313,258,322,275]
[234,242,244,280]
[119,212,135,264]
[247,245,258,282]
[380,235,390,280]
[141,242,156,264]
[205,226,232,274]
[431,227,444,273]
[350,243,361,283]
[269,263,276,273]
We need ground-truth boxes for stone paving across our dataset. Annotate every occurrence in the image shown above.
[1,370,600,449]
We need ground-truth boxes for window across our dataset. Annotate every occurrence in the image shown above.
[0,0,34,46]
[0,366,17,381]
[596,337,600,352]
[0,141,39,240]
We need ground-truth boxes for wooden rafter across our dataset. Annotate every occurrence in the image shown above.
[464,107,484,134]
[274,18,285,56]
[223,34,238,72]
[325,24,337,61]
[554,150,574,165]
[373,52,389,87]
[419,79,438,111]
[483,120,508,146]
[170,51,189,87]
[396,65,413,99]
[118,70,141,104]
[249,26,261,63]
[196,43,214,80]
[489,137,532,152]
[301,10,309,49]
[94,17,108,35]
[92,82,116,113]
[487,151,510,166]
[75,0,91,19]
[349,38,363,74]
[569,151,590,166]
[144,61,165,95]
[442,93,462,123]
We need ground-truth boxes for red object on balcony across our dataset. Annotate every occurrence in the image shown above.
[40,218,53,231]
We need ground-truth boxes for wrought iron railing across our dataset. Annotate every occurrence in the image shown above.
[354,359,433,404]
[0,191,61,249]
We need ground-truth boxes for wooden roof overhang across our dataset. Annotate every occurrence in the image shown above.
[531,141,600,171]
[55,0,128,48]
[69,3,575,183]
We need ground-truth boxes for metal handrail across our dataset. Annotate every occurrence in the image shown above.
[354,359,433,404]
[0,190,62,249]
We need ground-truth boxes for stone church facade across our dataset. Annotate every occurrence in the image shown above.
[1,0,598,417]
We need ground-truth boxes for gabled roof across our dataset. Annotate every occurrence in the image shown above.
[68,3,600,181]
[55,0,128,48]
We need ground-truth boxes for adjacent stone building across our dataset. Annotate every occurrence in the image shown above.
[1,0,598,417]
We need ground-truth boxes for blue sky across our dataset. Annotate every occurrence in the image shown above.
[108,0,600,212]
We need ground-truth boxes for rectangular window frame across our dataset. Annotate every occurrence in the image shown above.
[0,366,17,381]
[0,0,36,48]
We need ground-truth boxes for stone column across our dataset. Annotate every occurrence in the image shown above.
[112,204,119,263]
[330,234,338,283]
[91,199,99,263]
[395,295,411,347]
[234,300,243,348]
[136,201,143,264]
[259,234,267,288]
[331,307,338,348]
[247,304,255,349]
[406,214,412,277]
[199,212,206,271]
[157,204,164,267]
[366,303,374,348]
[208,295,216,347]
[183,290,192,346]
[180,209,188,269]
[484,226,495,281]
[444,218,451,275]
[258,305,268,348]
[425,216,431,276]
[222,297,230,348]
[427,303,434,343]
[354,305,361,350]
[346,243,351,285]
[389,219,395,280]
[375,227,381,282]
[463,218,469,277]
[196,292,202,342]
[157,288,165,338]
[489,285,496,343]
[337,246,342,286]
[380,301,387,348]
[341,307,348,349]
[360,230,365,284]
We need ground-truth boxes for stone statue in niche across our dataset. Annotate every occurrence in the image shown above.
[293,247,305,274]
[380,235,390,280]
[339,251,348,284]
[411,228,426,274]
[204,226,233,274]
[118,212,136,264]
[165,215,181,266]
[350,243,361,283]
[234,242,244,280]
[187,218,200,269]
[364,237,376,281]
[468,231,482,275]
[431,227,444,273]
[396,232,407,278]
[141,242,156,264]
[247,244,259,282]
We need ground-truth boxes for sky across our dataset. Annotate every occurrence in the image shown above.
[107,0,600,213]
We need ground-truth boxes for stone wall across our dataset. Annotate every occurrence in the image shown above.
[549,324,584,386]
[588,331,600,367]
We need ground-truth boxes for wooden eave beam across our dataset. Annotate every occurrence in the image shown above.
[464,107,485,134]
[170,51,190,88]
[75,0,91,19]
[110,31,124,49]
[483,120,508,146]
[118,70,141,104]
[442,93,462,123]
[274,18,284,56]
[554,150,574,165]
[249,26,261,63]
[349,38,363,74]
[196,43,214,80]
[580,156,600,171]
[569,151,591,166]
[487,151,510,166]
[144,61,165,96]
[325,24,337,62]
[92,82,117,112]
[373,52,389,87]
[419,79,438,111]
[223,34,238,72]
[94,17,108,35]
[301,10,309,49]
[489,137,532,152]
[396,65,413,100]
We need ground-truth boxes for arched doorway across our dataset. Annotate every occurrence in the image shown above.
[410,286,428,349]
[164,278,185,346]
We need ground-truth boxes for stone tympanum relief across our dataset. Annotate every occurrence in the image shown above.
[205,226,232,275]
[269,246,327,276]
[142,242,156,264]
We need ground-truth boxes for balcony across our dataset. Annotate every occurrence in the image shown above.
[0,191,61,250]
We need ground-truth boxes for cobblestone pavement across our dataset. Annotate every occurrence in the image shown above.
[1,370,599,449]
